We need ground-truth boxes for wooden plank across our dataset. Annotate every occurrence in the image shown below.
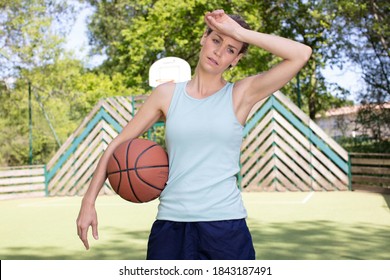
[274,133,311,174]
[48,122,104,192]
[274,91,349,162]
[102,102,128,127]
[245,96,269,122]
[242,148,274,187]
[241,131,275,175]
[241,121,273,163]
[0,184,45,193]
[274,145,311,187]
[274,122,311,162]
[242,109,274,149]
[0,176,45,186]
[116,96,135,114]
[273,110,309,148]
[274,180,287,192]
[350,152,390,157]
[67,159,98,196]
[50,136,104,195]
[352,183,390,190]
[309,120,349,161]
[351,157,390,166]
[275,158,310,191]
[58,142,105,195]
[0,164,44,170]
[0,167,44,178]
[49,121,107,186]
[244,160,275,190]
[47,99,105,169]
[311,156,346,187]
[259,170,276,191]
[275,110,348,184]
[273,91,311,125]
[311,144,349,184]
[352,175,390,184]
[48,131,103,194]
[352,166,390,175]
[310,168,336,191]
[101,121,119,139]
[274,169,291,191]
[105,98,133,121]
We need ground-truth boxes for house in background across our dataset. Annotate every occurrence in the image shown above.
[315,103,390,141]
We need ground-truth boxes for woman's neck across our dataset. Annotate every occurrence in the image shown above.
[187,67,226,98]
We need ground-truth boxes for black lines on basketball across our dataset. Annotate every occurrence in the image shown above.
[135,144,167,191]
[112,153,122,193]
[107,138,169,203]
[126,139,142,203]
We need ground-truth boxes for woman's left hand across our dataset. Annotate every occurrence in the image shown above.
[204,10,242,39]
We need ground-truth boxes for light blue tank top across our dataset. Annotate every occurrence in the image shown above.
[156,81,247,222]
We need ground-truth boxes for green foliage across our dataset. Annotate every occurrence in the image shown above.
[0,0,76,78]
[334,0,389,104]
[337,137,390,154]
[0,57,128,166]
[87,0,354,117]
[87,0,279,93]
[2,0,389,166]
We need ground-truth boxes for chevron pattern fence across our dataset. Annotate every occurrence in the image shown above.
[240,91,350,192]
[37,90,350,196]
[46,96,146,196]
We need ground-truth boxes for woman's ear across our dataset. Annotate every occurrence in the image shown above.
[231,53,244,67]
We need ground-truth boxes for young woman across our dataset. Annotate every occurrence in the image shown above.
[76,9,312,259]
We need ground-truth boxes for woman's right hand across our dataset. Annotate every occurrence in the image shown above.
[76,199,99,250]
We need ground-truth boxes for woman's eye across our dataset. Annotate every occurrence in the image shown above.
[228,48,235,54]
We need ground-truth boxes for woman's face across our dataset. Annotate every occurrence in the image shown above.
[200,31,243,73]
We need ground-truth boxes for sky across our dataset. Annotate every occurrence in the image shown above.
[65,7,364,103]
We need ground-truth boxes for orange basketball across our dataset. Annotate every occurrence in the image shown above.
[107,138,169,203]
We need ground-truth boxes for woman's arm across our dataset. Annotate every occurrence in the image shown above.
[205,10,312,105]
[76,82,173,249]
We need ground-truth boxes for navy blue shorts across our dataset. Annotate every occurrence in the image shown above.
[146,219,256,260]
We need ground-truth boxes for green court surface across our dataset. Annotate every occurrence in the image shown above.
[0,191,389,260]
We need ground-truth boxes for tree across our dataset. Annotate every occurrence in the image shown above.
[86,0,352,115]
[334,0,390,143]
[335,0,389,104]
[0,56,128,166]
[0,0,76,80]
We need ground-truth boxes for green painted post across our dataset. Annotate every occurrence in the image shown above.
[44,164,49,196]
[297,72,301,109]
[28,82,33,165]
[347,153,353,191]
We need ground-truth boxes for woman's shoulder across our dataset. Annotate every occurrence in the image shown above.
[154,81,176,93]
[149,81,177,116]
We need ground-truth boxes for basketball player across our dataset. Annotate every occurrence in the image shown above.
[77,9,312,259]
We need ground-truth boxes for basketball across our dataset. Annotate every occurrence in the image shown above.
[107,138,169,203]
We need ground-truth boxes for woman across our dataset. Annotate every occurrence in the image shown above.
[76,9,312,259]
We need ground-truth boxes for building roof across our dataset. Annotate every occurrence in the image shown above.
[316,102,390,118]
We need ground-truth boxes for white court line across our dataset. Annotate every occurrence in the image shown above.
[301,191,314,204]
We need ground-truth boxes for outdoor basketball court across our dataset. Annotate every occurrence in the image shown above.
[1,191,389,260]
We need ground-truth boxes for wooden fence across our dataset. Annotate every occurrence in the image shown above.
[0,165,46,200]
[1,90,353,199]
[350,153,390,192]
[240,91,350,192]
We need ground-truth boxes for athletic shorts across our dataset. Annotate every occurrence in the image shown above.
[146,219,256,260]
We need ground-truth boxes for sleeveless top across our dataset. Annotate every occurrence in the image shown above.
[156,81,247,222]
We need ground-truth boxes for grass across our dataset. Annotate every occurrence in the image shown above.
[0,192,389,260]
